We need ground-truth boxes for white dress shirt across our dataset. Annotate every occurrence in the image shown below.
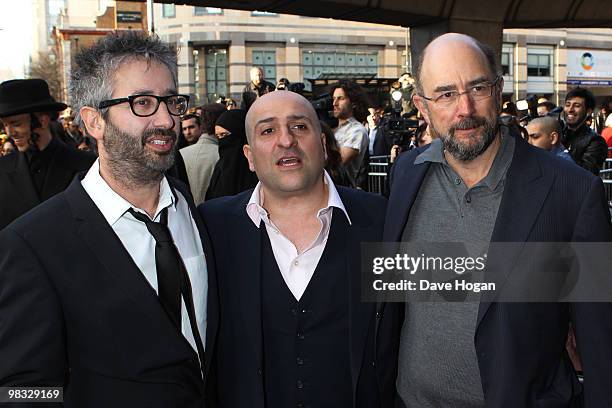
[246,171,351,301]
[81,159,208,358]
[368,127,378,155]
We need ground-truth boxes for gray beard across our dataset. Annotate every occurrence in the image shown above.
[103,121,176,189]
[430,115,499,162]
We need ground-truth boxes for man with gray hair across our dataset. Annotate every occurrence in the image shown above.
[384,33,612,406]
[0,31,216,407]
[526,115,574,162]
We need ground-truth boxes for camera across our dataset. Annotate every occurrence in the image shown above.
[382,115,419,150]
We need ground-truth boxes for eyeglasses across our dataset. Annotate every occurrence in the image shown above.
[419,76,501,107]
[98,94,190,117]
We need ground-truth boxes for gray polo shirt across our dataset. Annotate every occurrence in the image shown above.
[398,128,515,407]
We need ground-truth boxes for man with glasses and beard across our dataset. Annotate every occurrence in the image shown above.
[384,33,612,407]
[0,31,216,407]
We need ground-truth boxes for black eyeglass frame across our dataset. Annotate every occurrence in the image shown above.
[98,94,190,117]
[418,76,502,105]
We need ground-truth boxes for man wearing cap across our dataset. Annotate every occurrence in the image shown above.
[0,79,95,230]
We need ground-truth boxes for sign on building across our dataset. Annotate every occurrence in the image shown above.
[567,49,612,86]
[117,11,143,23]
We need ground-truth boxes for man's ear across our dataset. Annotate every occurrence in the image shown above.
[80,107,105,142]
[412,95,430,124]
[495,77,505,107]
[243,144,255,172]
[550,131,559,145]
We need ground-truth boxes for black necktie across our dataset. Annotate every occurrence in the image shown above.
[129,207,182,328]
[128,207,206,373]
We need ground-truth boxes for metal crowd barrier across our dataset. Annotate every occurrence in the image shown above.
[367,155,391,195]
[601,158,612,204]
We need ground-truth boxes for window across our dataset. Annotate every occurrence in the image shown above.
[194,7,222,16]
[527,48,553,77]
[252,50,276,84]
[400,49,411,75]
[193,49,201,104]
[501,44,513,76]
[302,50,378,79]
[204,48,228,102]
[162,4,175,18]
[251,11,278,16]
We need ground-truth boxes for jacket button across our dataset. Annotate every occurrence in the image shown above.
[296,357,304,365]
[296,380,304,389]
[297,332,305,340]
[376,312,381,318]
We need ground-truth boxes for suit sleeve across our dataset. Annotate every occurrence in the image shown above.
[0,227,66,406]
[569,176,612,407]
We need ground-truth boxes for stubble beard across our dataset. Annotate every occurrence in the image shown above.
[102,121,177,188]
[428,108,500,162]
[564,110,586,130]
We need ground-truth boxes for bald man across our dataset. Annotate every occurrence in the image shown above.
[199,91,401,408]
[384,33,612,406]
[240,66,275,111]
[527,116,574,162]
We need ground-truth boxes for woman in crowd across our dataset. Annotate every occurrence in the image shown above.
[205,109,258,200]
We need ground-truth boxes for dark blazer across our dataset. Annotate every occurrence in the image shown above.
[0,176,217,408]
[200,186,401,408]
[0,139,95,230]
[384,131,612,407]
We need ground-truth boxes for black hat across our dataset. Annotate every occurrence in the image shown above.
[0,79,67,118]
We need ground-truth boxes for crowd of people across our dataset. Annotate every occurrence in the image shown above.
[0,29,611,408]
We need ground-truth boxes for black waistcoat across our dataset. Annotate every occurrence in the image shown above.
[260,209,352,408]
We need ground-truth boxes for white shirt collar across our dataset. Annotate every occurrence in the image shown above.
[81,159,177,225]
[246,170,351,228]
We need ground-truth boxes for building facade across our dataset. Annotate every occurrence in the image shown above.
[52,2,612,107]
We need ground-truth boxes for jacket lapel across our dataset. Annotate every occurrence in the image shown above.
[383,155,430,242]
[63,177,195,354]
[7,152,40,207]
[231,200,264,370]
[338,190,377,398]
[476,138,555,329]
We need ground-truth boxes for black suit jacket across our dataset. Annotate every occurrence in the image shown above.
[384,132,612,407]
[0,176,218,408]
[199,186,401,408]
[0,140,95,230]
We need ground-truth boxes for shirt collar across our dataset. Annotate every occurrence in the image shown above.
[337,116,359,129]
[413,125,515,191]
[81,159,177,225]
[246,170,352,228]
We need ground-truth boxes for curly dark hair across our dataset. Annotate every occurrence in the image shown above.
[329,79,370,123]
[565,87,595,111]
